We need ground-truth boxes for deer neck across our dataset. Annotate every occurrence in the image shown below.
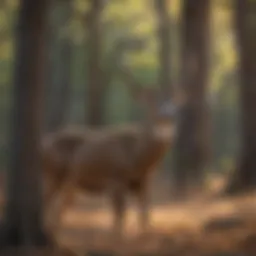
[141,119,175,143]
[135,119,173,165]
[132,120,173,177]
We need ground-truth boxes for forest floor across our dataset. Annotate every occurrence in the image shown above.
[57,176,256,256]
[2,174,256,256]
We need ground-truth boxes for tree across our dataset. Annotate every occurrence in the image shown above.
[0,0,52,249]
[154,0,172,98]
[173,0,211,197]
[225,0,256,194]
[87,0,106,126]
[46,1,73,132]
[153,0,173,172]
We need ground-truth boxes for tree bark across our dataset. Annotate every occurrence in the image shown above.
[87,0,105,126]
[225,0,256,194]
[154,0,172,99]
[154,0,173,172]
[0,0,52,248]
[46,1,73,132]
[173,0,211,197]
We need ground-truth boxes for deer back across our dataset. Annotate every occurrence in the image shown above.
[41,126,88,182]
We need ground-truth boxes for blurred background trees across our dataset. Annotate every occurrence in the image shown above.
[0,0,254,200]
[1,0,256,252]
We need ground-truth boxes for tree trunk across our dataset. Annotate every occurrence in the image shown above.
[45,1,73,132]
[225,0,256,194]
[173,0,211,197]
[87,0,105,126]
[154,0,173,172]
[44,1,56,132]
[154,0,172,98]
[0,0,52,248]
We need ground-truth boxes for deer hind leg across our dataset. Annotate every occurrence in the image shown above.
[43,177,59,230]
[43,174,69,234]
[111,184,127,240]
[46,178,77,239]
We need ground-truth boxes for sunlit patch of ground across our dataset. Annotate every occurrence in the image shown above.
[57,192,256,256]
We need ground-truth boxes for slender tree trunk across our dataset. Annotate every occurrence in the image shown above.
[44,3,56,132]
[154,0,172,99]
[46,1,73,132]
[154,0,172,172]
[225,0,256,194]
[87,0,105,126]
[54,34,72,128]
[0,0,52,248]
[173,0,211,197]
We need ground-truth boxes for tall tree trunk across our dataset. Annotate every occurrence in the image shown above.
[0,0,52,248]
[225,0,256,194]
[46,1,73,132]
[44,3,56,132]
[154,0,172,98]
[87,0,105,126]
[173,0,211,197]
[154,0,172,172]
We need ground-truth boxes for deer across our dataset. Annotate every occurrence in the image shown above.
[42,70,180,240]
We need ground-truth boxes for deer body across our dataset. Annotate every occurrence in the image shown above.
[43,79,179,238]
[43,120,176,237]
[73,122,174,194]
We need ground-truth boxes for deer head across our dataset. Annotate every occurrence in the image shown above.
[118,66,179,142]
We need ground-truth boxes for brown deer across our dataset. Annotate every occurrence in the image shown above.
[42,73,180,239]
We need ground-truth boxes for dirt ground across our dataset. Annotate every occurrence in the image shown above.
[55,193,256,256]
[55,176,256,256]
[2,174,256,256]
